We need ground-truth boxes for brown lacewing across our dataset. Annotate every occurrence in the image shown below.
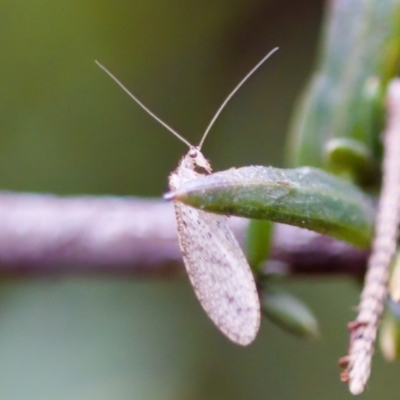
[95,47,278,345]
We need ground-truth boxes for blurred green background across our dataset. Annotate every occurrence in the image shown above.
[0,0,398,399]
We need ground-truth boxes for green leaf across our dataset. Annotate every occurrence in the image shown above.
[324,137,379,183]
[245,220,273,273]
[168,166,374,248]
[261,291,319,339]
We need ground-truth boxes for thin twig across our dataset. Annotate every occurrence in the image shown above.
[344,79,400,395]
[0,192,367,278]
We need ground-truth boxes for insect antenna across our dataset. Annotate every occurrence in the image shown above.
[95,60,193,148]
[198,47,279,149]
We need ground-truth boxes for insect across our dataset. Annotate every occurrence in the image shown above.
[95,47,278,345]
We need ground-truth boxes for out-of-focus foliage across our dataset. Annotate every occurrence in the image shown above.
[287,0,400,187]
[261,291,319,339]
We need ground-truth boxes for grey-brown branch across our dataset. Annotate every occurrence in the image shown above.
[0,192,367,278]
[345,79,400,395]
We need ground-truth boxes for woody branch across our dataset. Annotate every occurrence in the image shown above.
[0,192,367,277]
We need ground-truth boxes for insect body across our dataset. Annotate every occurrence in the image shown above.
[169,146,260,345]
[96,47,278,345]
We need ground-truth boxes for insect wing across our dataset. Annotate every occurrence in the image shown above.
[174,201,260,345]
